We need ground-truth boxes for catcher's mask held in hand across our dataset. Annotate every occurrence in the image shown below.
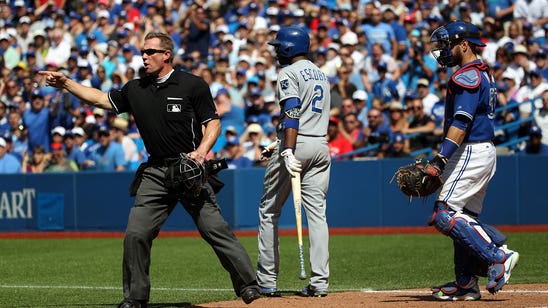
[391,159,443,201]
[164,153,206,196]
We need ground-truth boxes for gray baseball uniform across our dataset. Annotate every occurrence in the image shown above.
[257,59,331,291]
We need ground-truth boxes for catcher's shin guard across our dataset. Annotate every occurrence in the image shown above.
[429,202,506,265]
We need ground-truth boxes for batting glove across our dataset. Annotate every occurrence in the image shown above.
[281,148,302,176]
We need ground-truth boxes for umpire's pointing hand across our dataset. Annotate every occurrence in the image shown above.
[38,71,68,89]
[281,148,302,177]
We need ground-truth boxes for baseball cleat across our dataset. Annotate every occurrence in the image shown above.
[118,299,147,308]
[486,247,519,294]
[241,287,261,304]
[301,284,328,297]
[432,279,481,301]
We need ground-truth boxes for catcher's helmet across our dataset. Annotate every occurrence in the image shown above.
[430,20,485,67]
[268,26,310,58]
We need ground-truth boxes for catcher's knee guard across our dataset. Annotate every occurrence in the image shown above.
[429,202,506,265]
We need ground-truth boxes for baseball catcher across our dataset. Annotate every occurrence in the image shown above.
[392,156,446,198]
[422,20,519,301]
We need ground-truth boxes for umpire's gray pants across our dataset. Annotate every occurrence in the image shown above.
[123,164,257,301]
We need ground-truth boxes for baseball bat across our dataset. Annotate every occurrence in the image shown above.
[291,174,307,280]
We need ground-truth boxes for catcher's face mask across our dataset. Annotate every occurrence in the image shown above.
[430,27,455,67]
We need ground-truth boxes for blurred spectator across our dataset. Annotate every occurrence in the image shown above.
[228,68,248,108]
[0,101,9,136]
[120,44,143,75]
[6,111,28,161]
[520,125,548,154]
[505,44,536,87]
[339,112,362,149]
[352,90,369,127]
[401,40,437,91]
[86,127,126,172]
[244,88,271,127]
[416,78,439,116]
[182,4,210,62]
[63,131,88,170]
[535,49,547,80]
[431,81,447,128]
[239,123,265,164]
[328,76,343,116]
[402,97,436,152]
[534,88,548,145]
[220,136,253,169]
[22,89,52,153]
[215,88,245,132]
[21,145,49,173]
[514,0,548,41]
[1,80,21,107]
[44,28,71,67]
[93,108,107,127]
[44,142,79,172]
[340,50,365,91]
[485,0,515,25]
[334,65,357,99]
[0,32,21,70]
[385,132,410,158]
[71,127,89,153]
[494,76,521,144]
[359,107,392,158]
[50,89,80,130]
[360,42,400,93]
[381,5,407,60]
[327,116,353,159]
[0,137,21,173]
[360,6,397,58]
[516,69,547,119]
[50,126,66,145]
[387,101,407,134]
[110,117,139,170]
[371,62,399,109]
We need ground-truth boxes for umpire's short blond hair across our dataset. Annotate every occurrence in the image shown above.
[144,32,175,62]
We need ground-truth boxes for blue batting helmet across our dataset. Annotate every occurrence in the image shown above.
[430,20,485,67]
[268,26,310,58]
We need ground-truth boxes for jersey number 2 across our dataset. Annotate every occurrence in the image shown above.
[311,84,324,113]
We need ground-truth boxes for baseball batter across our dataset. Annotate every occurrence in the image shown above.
[427,21,519,301]
[256,26,331,297]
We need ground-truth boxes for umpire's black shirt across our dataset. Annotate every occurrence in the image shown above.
[109,70,219,159]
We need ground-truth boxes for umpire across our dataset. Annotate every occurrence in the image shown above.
[39,32,261,307]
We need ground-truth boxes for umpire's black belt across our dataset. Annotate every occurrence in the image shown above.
[147,156,180,166]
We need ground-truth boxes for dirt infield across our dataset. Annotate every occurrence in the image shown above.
[197,284,548,307]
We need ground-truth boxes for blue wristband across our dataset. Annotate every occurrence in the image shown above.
[283,117,299,130]
[439,137,459,158]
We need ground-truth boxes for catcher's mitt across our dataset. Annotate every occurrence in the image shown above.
[164,154,206,196]
[392,159,443,198]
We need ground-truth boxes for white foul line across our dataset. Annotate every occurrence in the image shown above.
[1,285,547,294]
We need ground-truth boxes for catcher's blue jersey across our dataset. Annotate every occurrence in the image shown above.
[445,60,497,142]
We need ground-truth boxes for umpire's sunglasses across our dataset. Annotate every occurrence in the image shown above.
[140,49,167,56]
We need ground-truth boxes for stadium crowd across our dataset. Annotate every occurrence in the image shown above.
[0,0,547,174]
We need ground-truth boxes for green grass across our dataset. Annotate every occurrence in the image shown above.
[0,233,546,307]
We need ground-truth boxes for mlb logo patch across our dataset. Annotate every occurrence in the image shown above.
[167,104,181,112]
[280,79,289,90]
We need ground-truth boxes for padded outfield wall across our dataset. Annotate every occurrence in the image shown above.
[0,155,546,232]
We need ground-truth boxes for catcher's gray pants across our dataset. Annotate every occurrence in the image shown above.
[123,164,258,301]
[257,136,331,291]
